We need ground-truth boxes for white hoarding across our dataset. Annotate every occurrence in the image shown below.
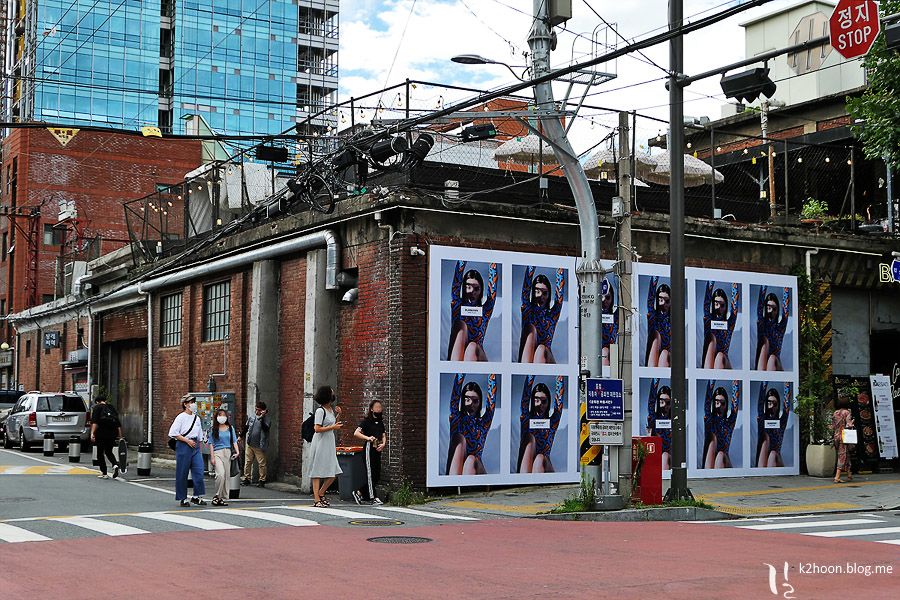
[633,263,800,478]
[427,245,581,487]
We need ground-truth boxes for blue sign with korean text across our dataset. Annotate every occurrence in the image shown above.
[586,378,624,421]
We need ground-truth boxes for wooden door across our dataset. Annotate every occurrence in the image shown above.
[116,345,147,442]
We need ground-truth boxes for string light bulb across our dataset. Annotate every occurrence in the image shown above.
[797,157,803,163]
[716,146,722,152]
[686,142,692,149]
[825,156,831,163]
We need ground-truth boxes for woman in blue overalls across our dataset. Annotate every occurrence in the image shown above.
[168,395,207,507]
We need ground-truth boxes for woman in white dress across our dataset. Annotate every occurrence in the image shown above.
[309,386,344,507]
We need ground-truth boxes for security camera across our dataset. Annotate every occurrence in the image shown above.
[410,246,425,257]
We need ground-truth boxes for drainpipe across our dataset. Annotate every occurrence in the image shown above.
[137,282,153,445]
[805,248,819,281]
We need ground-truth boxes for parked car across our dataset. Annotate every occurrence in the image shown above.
[2,392,90,451]
[0,389,25,437]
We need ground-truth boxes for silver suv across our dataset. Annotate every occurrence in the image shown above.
[2,392,90,451]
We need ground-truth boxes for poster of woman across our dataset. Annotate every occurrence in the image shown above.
[696,280,742,370]
[638,377,673,471]
[438,372,501,476]
[440,259,502,362]
[751,381,795,469]
[751,284,794,372]
[600,276,620,371]
[696,380,743,469]
[512,264,569,364]
[510,374,568,474]
[638,274,673,368]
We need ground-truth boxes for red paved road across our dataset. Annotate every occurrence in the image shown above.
[3,520,896,599]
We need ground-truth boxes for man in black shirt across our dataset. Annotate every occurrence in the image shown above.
[90,395,123,479]
[353,400,387,504]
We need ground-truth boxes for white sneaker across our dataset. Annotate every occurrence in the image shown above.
[97,473,110,479]
[112,465,120,479]
[372,497,383,505]
[351,491,362,505]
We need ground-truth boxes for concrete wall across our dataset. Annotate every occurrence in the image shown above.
[832,288,870,377]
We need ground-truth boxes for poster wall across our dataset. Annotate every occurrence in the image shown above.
[632,263,799,478]
[427,245,580,487]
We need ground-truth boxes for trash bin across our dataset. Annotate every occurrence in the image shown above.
[137,442,152,476]
[335,446,367,501]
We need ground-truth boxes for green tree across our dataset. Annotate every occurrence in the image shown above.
[847,0,900,167]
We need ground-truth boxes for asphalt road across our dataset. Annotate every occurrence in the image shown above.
[1,447,897,599]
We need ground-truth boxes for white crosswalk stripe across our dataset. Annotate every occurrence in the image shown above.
[52,516,149,537]
[0,502,478,543]
[709,513,900,544]
[216,508,319,527]
[735,518,883,531]
[0,523,51,543]
[372,505,478,521]
[136,511,242,531]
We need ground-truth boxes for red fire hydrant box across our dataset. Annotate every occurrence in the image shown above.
[632,436,663,505]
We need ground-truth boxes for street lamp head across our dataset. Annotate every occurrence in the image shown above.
[0,343,9,350]
[451,54,495,65]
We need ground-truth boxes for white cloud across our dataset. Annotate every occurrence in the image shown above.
[338,1,801,153]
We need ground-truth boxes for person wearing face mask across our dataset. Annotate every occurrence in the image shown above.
[518,266,566,364]
[352,400,388,504]
[209,409,240,506]
[241,401,270,487]
[168,395,207,507]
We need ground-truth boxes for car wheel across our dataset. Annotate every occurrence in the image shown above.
[19,429,31,452]
[2,429,11,449]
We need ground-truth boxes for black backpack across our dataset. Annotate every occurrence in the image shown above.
[96,404,118,428]
[301,408,320,443]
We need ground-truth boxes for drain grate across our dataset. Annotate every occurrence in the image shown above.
[349,519,404,527]
[368,536,433,544]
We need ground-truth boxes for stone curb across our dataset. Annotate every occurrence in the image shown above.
[530,506,736,522]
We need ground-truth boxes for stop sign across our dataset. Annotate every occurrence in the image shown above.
[829,0,881,59]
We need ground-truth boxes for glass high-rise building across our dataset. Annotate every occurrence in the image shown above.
[3,0,338,135]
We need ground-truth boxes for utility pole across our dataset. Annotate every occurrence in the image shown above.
[761,101,777,220]
[528,1,607,503]
[616,111,634,501]
[667,0,693,502]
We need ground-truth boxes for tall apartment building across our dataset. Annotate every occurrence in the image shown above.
[3,0,338,135]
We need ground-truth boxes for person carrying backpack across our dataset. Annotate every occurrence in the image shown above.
[241,401,270,487]
[90,394,123,479]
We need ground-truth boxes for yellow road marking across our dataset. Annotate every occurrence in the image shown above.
[703,502,861,516]
[699,479,898,498]
[0,465,97,475]
[443,500,548,514]
[23,466,48,475]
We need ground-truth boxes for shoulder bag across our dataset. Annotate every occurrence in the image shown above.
[168,415,198,450]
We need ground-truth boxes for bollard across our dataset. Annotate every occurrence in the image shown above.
[92,443,99,466]
[137,442,152,476]
[43,432,55,456]
[68,436,81,463]
[228,459,242,499]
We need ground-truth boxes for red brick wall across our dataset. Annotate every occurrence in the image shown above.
[151,272,251,454]
[0,128,200,327]
[277,256,307,476]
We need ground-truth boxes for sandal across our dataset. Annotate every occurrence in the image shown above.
[313,501,327,508]
[833,478,842,483]
[320,497,331,507]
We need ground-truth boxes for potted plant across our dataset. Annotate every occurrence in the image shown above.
[800,197,828,223]
[795,269,835,476]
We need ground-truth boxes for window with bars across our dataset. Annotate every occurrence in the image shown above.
[160,293,182,347]
[203,281,230,342]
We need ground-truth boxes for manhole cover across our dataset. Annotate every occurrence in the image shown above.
[349,519,404,527]
[857,495,871,498]
[367,536,433,544]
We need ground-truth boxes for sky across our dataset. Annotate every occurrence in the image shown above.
[337,0,811,156]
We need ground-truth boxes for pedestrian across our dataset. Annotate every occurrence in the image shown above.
[90,394,123,480]
[241,401,270,488]
[832,399,855,484]
[308,386,344,507]
[352,399,387,504]
[168,395,206,507]
[209,408,240,506]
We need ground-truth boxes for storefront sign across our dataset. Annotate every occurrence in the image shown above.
[43,331,60,349]
[878,259,900,284]
[870,375,898,459]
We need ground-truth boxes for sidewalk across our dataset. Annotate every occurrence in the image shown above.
[427,472,900,518]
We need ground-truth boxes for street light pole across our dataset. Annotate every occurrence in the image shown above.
[528,1,608,502]
[667,0,693,501]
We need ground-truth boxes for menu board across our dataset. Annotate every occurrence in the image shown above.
[870,375,899,460]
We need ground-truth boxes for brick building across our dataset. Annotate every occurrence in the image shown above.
[0,127,201,388]
[7,161,898,489]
